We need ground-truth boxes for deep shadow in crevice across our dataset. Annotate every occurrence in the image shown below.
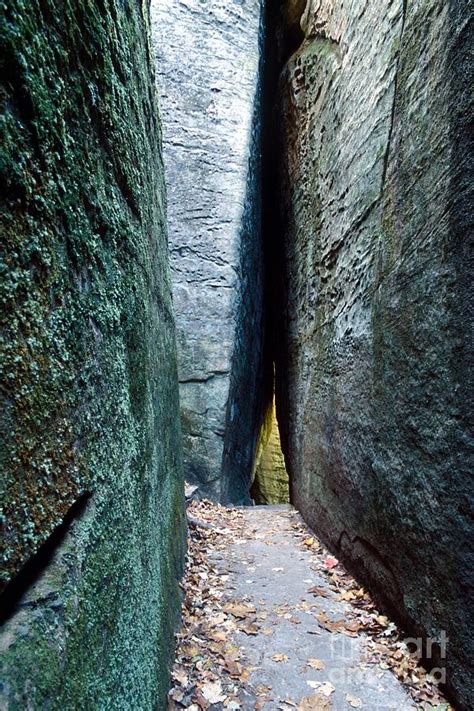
[0,493,90,626]
[219,3,267,506]
[257,0,304,504]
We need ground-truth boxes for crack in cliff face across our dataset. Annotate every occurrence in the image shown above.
[380,0,408,192]
[0,494,91,625]
[248,0,309,504]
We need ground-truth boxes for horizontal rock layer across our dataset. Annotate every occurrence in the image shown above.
[151,0,265,502]
[275,0,473,707]
[0,0,184,706]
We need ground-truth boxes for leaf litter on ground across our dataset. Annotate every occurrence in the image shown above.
[168,498,453,710]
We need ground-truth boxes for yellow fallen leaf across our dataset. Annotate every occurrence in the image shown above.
[272,653,289,663]
[304,537,315,547]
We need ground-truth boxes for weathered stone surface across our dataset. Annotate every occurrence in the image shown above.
[151,0,265,502]
[275,0,473,706]
[0,1,184,707]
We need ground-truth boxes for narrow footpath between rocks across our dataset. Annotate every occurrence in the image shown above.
[168,502,451,711]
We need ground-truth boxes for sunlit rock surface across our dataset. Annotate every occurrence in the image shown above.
[251,395,290,505]
[151,0,265,502]
[0,1,184,706]
[275,1,473,706]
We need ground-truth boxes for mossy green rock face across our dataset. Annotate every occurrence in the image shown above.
[276,0,472,707]
[0,0,185,707]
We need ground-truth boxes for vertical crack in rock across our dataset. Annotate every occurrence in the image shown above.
[380,0,408,192]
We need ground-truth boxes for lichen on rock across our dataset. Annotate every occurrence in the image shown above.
[0,0,185,707]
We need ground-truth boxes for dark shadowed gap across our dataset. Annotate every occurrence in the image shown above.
[0,493,90,625]
[248,1,306,504]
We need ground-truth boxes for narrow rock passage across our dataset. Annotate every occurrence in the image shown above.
[169,503,450,710]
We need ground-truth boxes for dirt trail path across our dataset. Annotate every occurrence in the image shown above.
[168,503,450,711]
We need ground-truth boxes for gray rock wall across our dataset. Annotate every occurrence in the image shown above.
[0,1,185,707]
[151,0,265,501]
[275,0,473,706]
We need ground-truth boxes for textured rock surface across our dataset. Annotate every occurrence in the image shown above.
[151,0,265,502]
[275,0,473,706]
[0,0,184,706]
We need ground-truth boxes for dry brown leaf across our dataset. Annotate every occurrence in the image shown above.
[339,590,356,601]
[345,693,363,708]
[308,658,325,670]
[308,586,330,598]
[272,653,289,663]
[224,602,256,619]
[240,622,259,635]
[298,694,332,710]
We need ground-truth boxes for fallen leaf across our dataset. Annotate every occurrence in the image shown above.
[339,590,356,601]
[308,586,330,598]
[240,622,259,635]
[318,682,335,697]
[224,602,256,619]
[308,658,325,670]
[201,680,226,704]
[346,693,363,708]
[272,653,289,663]
[299,693,332,710]
[304,537,315,546]
[324,557,338,570]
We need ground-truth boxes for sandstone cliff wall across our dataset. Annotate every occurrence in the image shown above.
[275,0,473,706]
[0,1,184,706]
[151,0,265,502]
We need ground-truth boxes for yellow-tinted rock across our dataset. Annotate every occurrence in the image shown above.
[251,396,290,504]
